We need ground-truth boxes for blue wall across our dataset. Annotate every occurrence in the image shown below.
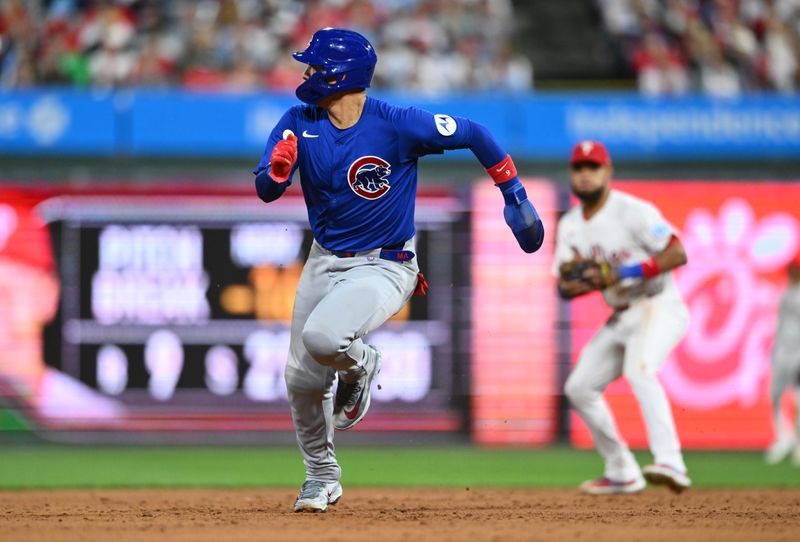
[1,89,799,160]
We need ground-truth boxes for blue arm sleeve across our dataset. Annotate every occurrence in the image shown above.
[397,106,543,253]
[252,107,300,201]
[464,120,508,169]
[397,107,505,168]
[255,169,290,203]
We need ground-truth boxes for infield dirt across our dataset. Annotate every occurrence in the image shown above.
[2,488,798,541]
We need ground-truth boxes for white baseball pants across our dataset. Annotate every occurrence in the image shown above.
[565,288,690,481]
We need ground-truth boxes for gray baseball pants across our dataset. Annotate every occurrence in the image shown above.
[284,238,419,482]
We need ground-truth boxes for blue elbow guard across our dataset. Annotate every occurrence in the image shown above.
[498,178,544,253]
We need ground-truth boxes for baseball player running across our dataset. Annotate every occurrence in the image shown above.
[554,141,691,495]
[254,28,544,512]
[765,254,800,466]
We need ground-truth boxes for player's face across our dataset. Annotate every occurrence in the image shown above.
[303,65,321,80]
[303,65,337,85]
[570,162,611,204]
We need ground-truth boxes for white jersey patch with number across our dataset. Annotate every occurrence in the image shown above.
[553,189,679,308]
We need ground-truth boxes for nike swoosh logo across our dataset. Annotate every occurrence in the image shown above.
[302,130,319,138]
[344,399,361,420]
[495,160,509,172]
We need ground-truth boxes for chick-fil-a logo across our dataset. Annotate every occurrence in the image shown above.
[663,198,799,410]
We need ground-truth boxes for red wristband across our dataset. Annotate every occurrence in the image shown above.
[641,256,661,279]
[486,154,517,184]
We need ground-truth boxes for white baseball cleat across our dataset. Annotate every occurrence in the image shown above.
[333,346,382,431]
[293,480,343,513]
[643,464,692,493]
[764,436,797,465]
[579,476,646,495]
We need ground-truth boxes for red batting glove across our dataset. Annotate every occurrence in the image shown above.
[269,133,298,183]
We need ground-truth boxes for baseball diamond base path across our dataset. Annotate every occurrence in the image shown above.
[2,488,799,542]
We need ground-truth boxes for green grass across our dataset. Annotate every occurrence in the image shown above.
[0,446,797,490]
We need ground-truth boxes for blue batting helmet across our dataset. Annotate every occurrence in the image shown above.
[292,28,378,105]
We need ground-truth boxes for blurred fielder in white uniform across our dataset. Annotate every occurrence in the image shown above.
[765,255,800,466]
[554,141,691,495]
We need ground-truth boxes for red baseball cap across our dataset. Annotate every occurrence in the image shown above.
[570,140,612,166]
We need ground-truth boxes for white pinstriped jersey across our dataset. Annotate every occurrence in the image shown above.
[553,189,680,308]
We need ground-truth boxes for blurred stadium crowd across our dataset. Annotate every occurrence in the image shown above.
[0,0,530,94]
[1,0,797,96]
[598,0,800,96]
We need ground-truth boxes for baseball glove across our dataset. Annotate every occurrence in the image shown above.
[559,259,616,289]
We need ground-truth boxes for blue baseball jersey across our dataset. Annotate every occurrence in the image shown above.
[254,96,504,252]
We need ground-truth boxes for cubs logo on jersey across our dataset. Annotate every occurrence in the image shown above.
[347,156,392,200]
